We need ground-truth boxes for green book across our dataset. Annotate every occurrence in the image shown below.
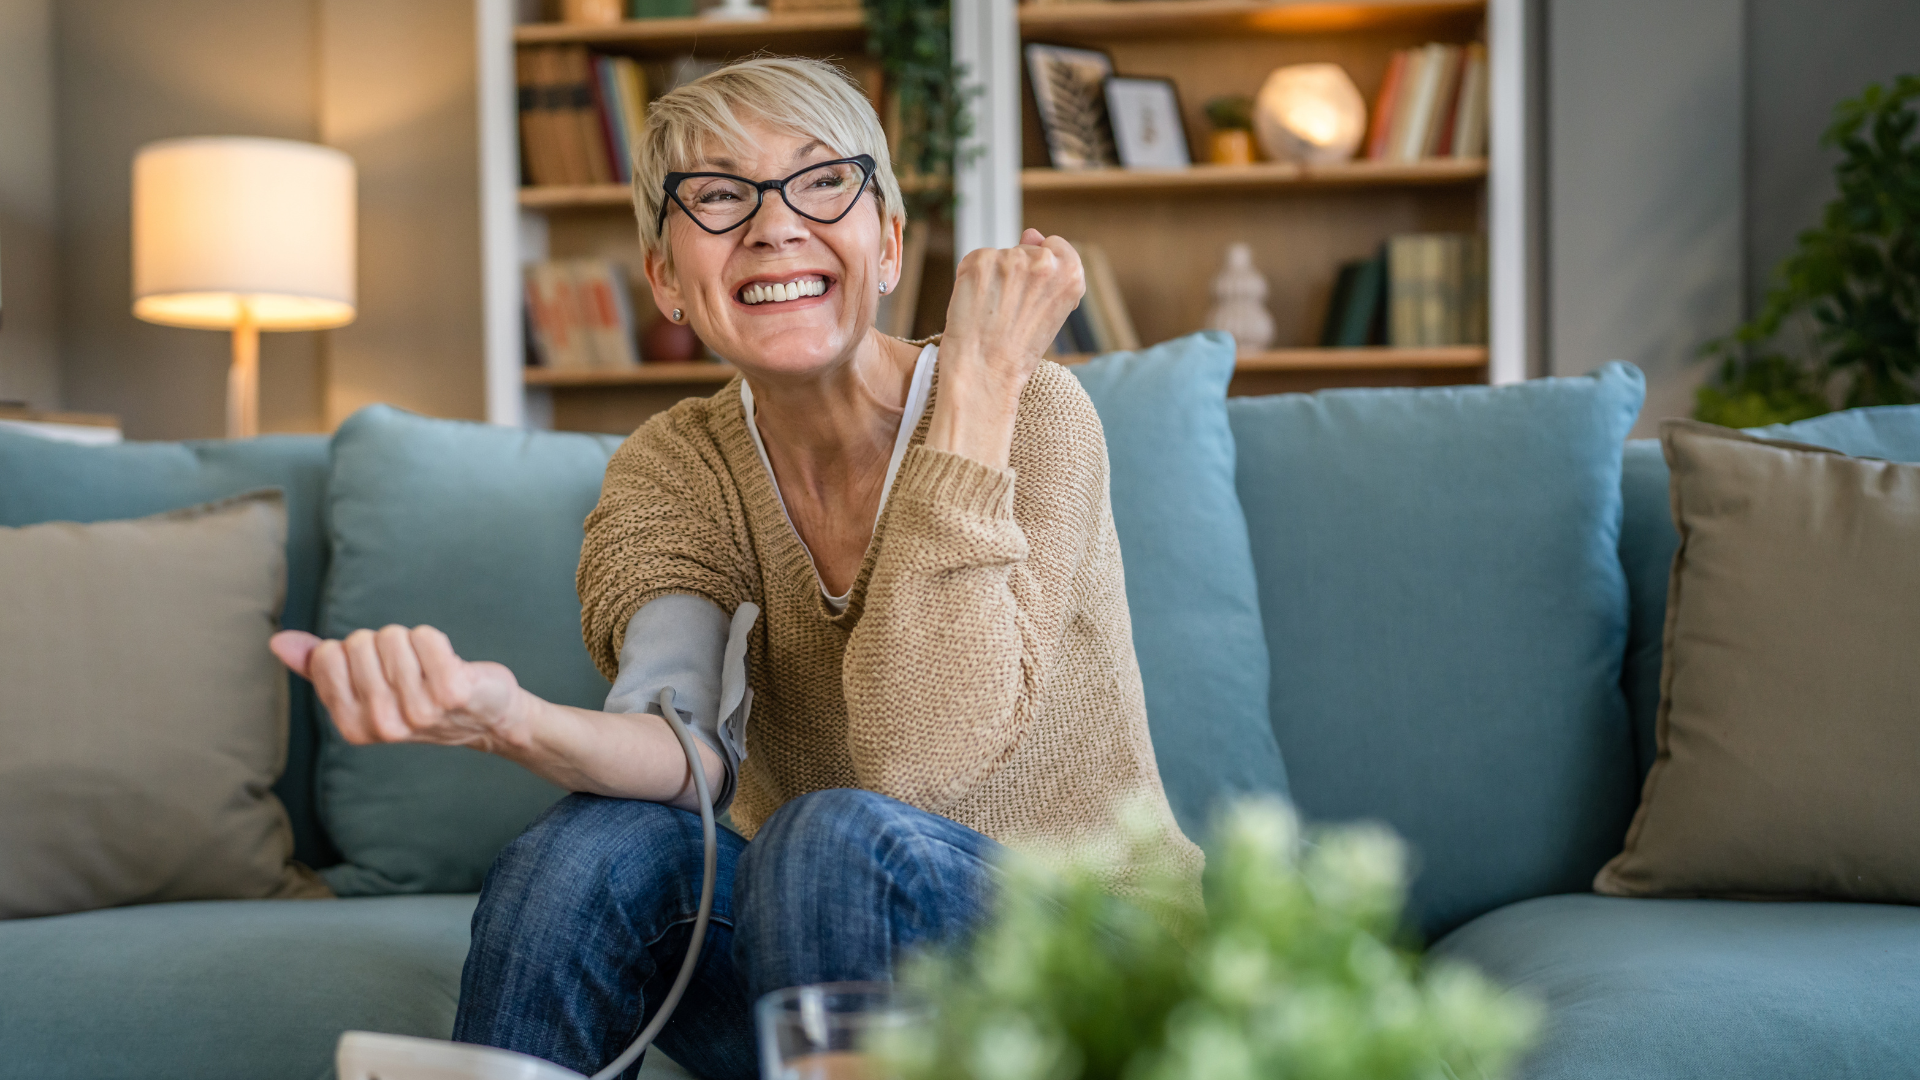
[630,0,696,17]
[1328,249,1387,347]
[1319,261,1362,347]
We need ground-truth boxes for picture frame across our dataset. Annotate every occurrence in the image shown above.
[1104,76,1192,169]
[1024,43,1119,170]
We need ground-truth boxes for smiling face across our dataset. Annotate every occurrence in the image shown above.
[643,122,902,380]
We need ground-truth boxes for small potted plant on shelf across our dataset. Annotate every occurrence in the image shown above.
[880,798,1542,1080]
[1204,96,1257,166]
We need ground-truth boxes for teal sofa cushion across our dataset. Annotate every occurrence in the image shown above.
[0,894,475,1080]
[1617,404,1920,780]
[1434,893,1920,1080]
[1070,332,1288,838]
[0,430,335,867]
[1227,364,1645,939]
[319,406,624,895]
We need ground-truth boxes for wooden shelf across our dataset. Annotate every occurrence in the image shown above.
[525,363,738,387]
[513,10,865,53]
[1017,0,1483,40]
[525,348,1484,390]
[1023,157,1485,196]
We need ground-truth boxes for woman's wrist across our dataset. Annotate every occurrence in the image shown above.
[928,342,1028,468]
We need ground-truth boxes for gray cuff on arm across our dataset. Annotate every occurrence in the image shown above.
[603,593,758,814]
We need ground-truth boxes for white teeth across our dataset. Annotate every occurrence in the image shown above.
[741,276,827,305]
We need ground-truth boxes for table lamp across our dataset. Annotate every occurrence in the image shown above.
[132,136,356,439]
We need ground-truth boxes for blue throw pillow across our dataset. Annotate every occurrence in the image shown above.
[318,406,624,895]
[1070,331,1288,840]
[1228,363,1645,940]
[1617,404,1920,781]
[0,430,335,868]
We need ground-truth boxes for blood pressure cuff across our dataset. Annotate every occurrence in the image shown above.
[604,594,758,813]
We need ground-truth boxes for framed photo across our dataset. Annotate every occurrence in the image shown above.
[1104,76,1191,169]
[1024,43,1119,170]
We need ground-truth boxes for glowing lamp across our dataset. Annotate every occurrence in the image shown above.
[1253,63,1367,165]
[133,137,356,438]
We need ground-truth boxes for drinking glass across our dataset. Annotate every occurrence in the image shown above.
[755,982,925,1080]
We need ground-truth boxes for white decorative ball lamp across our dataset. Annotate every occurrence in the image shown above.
[133,137,356,439]
[1253,63,1367,165]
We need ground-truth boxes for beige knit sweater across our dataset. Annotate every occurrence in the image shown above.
[577,360,1202,910]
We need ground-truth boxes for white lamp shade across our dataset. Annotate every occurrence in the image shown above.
[133,136,356,331]
[1253,64,1368,166]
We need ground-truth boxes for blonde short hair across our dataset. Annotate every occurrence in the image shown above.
[631,56,904,260]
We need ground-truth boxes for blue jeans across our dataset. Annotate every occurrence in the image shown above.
[453,788,1001,1080]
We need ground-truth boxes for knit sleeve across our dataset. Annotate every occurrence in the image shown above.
[840,363,1110,810]
[577,399,754,681]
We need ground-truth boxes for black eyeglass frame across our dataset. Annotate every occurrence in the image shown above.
[656,154,879,237]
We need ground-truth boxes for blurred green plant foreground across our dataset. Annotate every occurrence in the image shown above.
[1697,74,1920,426]
[878,799,1542,1080]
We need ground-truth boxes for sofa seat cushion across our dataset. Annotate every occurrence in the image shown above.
[1434,893,1920,1080]
[0,894,475,1080]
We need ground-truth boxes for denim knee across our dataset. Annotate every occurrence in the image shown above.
[476,793,713,942]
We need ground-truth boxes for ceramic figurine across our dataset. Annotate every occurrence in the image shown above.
[1204,242,1275,354]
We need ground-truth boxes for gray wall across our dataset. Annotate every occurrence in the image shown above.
[0,0,62,410]
[8,0,484,439]
[54,0,324,440]
[1746,0,1920,313]
[1546,0,1920,434]
[319,0,486,429]
[1546,0,1745,434]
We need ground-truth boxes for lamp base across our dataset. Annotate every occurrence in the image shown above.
[227,314,259,440]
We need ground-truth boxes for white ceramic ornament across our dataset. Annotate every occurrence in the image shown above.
[1204,243,1275,354]
[1253,63,1367,165]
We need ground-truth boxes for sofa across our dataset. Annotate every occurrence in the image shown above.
[2,333,1916,1080]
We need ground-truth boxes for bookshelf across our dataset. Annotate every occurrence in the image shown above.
[476,0,1535,432]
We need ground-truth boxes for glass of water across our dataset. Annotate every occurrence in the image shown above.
[755,982,926,1080]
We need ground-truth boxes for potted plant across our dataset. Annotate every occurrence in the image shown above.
[882,799,1541,1080]
[1695,74,1920,427]
[1205,96,1257,166]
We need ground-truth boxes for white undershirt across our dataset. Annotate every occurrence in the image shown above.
[740,343,938,612]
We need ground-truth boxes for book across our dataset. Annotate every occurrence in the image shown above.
[525,262,589,370]
[572,259,641,369]
[1386,234,1487,347]
[1320,250,1387,347]
[611,56,649,177]
[1450,44,1489,159]
[1081,243,1140,352]
[517,49,564,187]
[1364,50,1407,161]
[1072,242,1116,354]
[1396,44,1455,162]
[1422,45,1465,158]
[563,48,615,185]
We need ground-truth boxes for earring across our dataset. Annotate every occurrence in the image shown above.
[878,282,888,294]
[671,308,683,322]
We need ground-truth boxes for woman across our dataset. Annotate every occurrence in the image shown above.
[270,57,1199,1080]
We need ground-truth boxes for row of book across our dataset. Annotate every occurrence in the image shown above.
[1365,42,1488,163]
[518,46,649,187]
[525,259,642,370]
[1320,233,1487,348]
[1049,243,1141,357]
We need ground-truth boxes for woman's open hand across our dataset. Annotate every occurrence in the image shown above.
[269,626,526,753]
[929,229,1085,468]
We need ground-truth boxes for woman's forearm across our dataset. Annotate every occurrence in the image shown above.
[496,689,725,812]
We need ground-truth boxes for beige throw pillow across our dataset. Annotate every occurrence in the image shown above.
[0,491,330,919]
[1595,420,1920,902]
